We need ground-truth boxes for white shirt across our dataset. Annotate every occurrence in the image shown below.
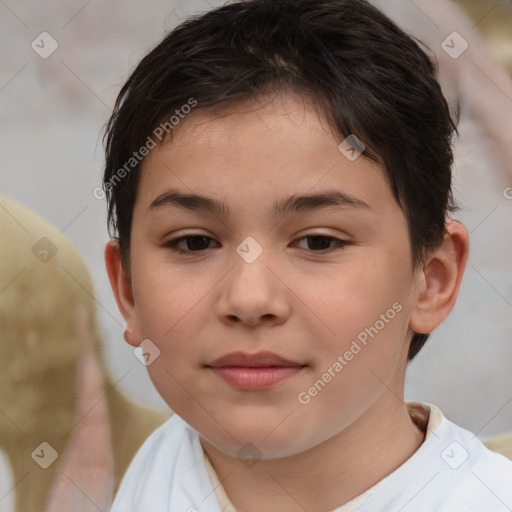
[111,402,512,511]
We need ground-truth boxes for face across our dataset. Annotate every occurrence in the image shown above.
[120,93,423,459]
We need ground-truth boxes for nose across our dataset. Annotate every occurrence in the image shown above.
[215,250,291,327]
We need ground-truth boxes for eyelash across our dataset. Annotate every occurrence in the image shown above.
[163,234,348,255]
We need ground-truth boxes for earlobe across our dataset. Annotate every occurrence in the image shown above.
[409,220,469,335]
[104,240,141,347]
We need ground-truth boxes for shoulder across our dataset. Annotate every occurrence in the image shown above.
[125,412,184,464]
[398,403,512,511]
[439,446,512,510]
[114,413,184,487]
[435,412,512,510]
[110,413,191,509]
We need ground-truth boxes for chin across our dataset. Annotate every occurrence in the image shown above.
[197,412,316,460]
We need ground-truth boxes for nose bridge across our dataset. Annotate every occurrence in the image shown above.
[230,241,275,300]
[217,239,289,325]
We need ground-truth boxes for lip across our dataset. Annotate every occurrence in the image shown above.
[206,350,303,368]
[205,351,306,390]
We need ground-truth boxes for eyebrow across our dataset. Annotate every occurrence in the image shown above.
[148,188,370,218]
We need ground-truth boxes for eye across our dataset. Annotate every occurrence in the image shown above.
[163,235,219,253]
[163,234,348,255]
[293,235,347,252]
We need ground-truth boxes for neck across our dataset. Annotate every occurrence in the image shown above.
[201,397,427,512]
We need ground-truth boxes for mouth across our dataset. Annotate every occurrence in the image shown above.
[205,351,307,390]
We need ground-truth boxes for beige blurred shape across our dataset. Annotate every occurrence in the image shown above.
[0,196,170,512]
[453,0,512,75]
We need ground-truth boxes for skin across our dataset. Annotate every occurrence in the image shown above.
[105,92,469,511]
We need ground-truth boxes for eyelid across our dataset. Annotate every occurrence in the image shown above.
[292,233,349,252]
[162,233,219,254]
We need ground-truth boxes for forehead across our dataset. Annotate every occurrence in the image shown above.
[135,93,397,220]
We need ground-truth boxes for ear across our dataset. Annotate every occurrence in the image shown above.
[409,219,469,334]
[104,240,141,347]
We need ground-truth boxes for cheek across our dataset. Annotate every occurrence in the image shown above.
[295,310,407,437]
[140,296,209,414]
[131,268,212,406]
[297,257,406,350]
[296,260,409,402]
[133,259,211,337]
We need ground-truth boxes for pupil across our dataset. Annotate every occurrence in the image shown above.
[187,236,209,251]
[309,236,330,250]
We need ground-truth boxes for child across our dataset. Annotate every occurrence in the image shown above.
[102,0,512,510]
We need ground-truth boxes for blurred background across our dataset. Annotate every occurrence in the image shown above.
[1,0,511,440]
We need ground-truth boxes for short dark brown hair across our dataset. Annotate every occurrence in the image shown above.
[102,0,457,360]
